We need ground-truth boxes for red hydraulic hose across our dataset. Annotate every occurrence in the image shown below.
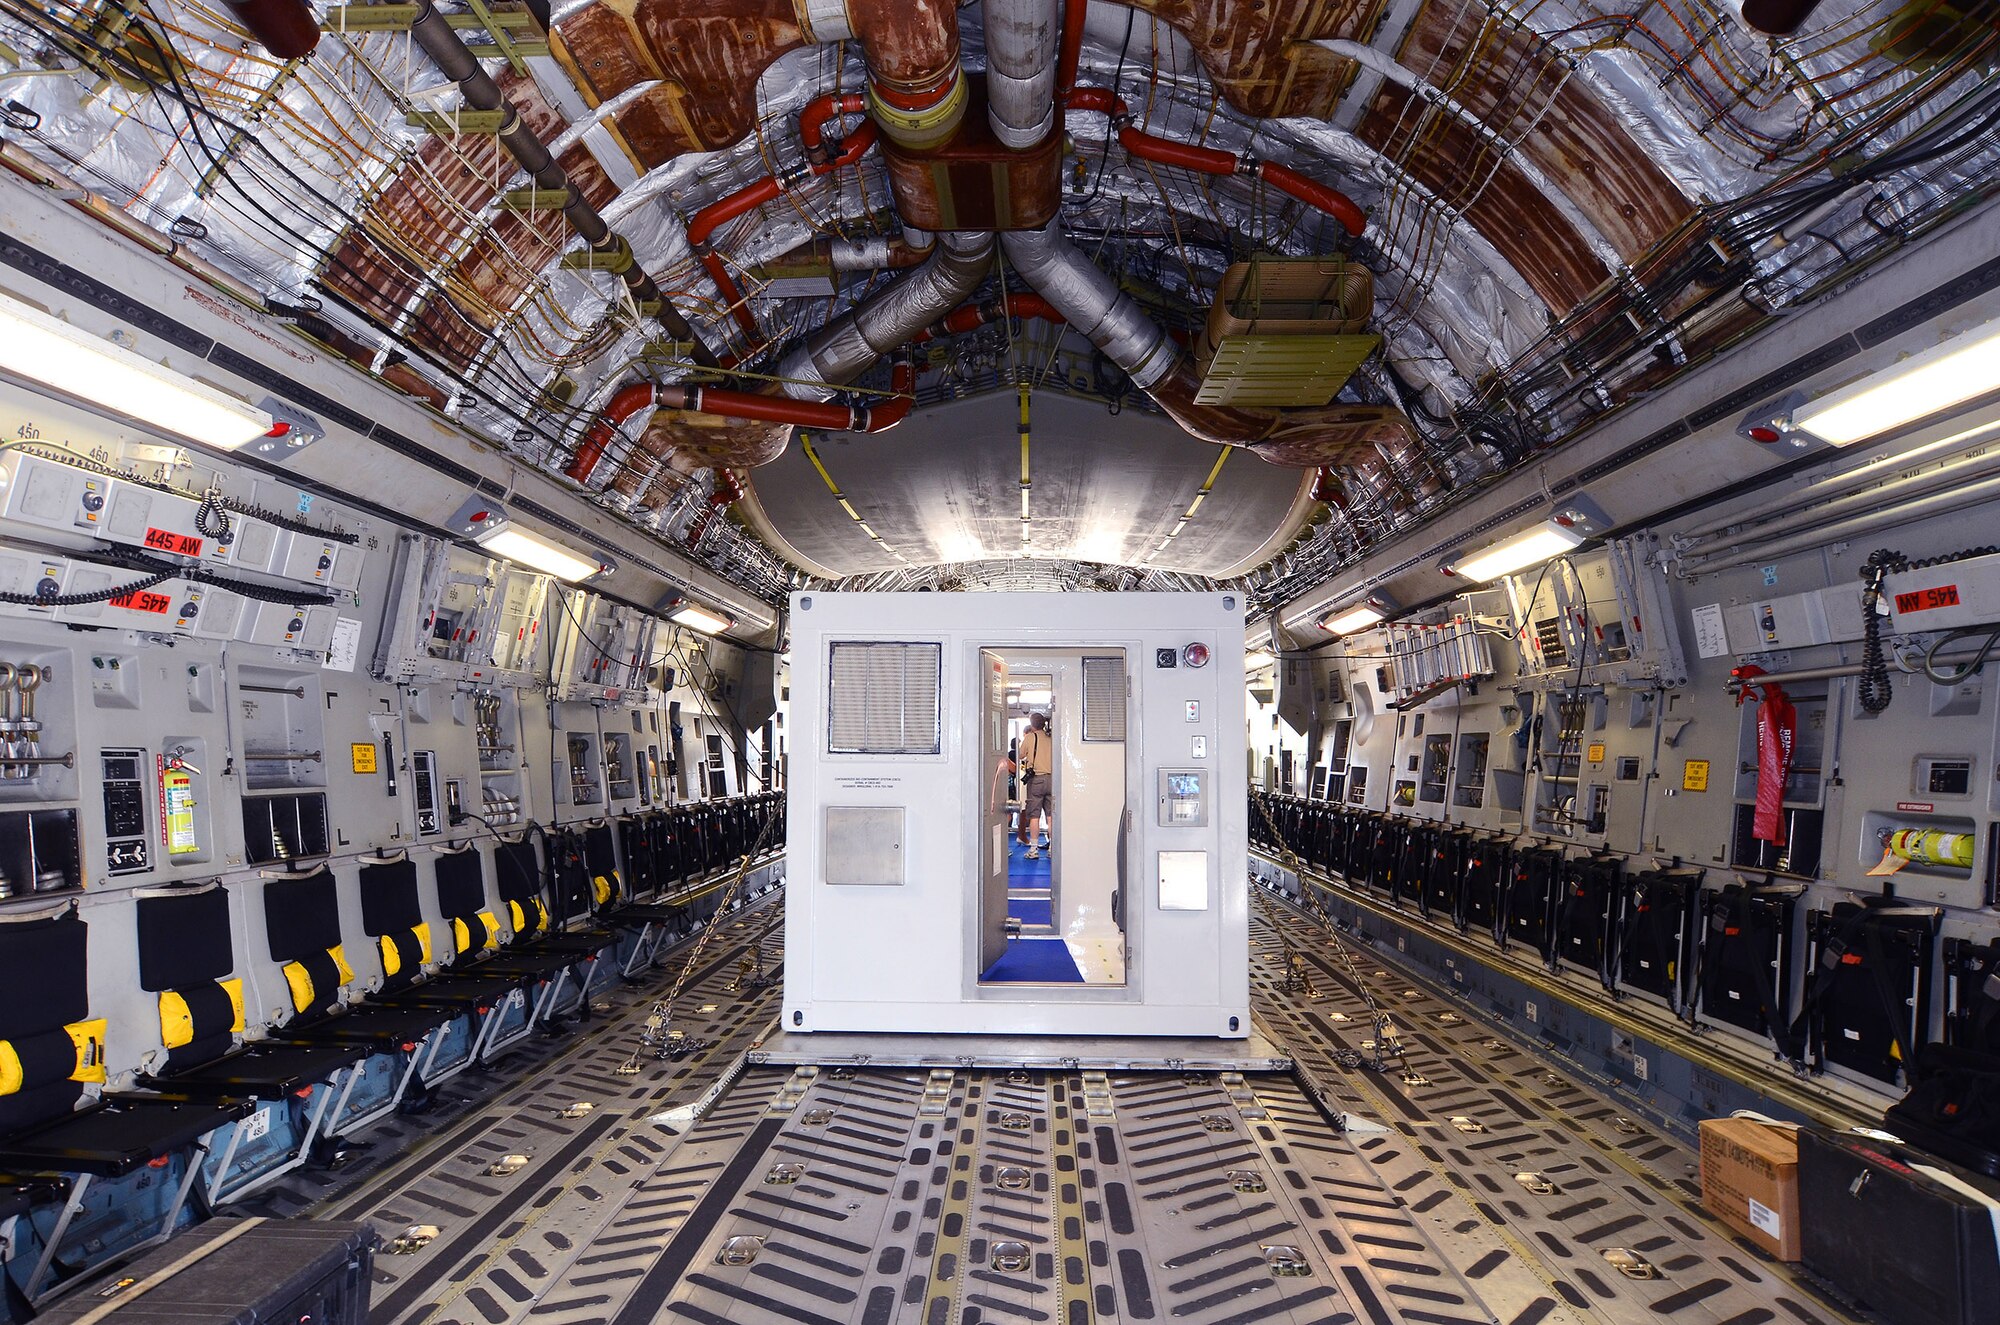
[566,382,658,482]
[1057,0,1086,97]
[687,468,747,546]
[800,92,868,157]
[222,0,320,60]
[688,101,879,340]
[563,359,916,483]
[915,290,1069,341]
[1063,87,1366,237]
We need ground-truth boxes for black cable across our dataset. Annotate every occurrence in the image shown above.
[194,487,233,541]
[4,0,600,449]
[0,564,178,607]
[1857,544,2000,713]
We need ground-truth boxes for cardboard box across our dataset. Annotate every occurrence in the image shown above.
[1699,1116,1802,1260]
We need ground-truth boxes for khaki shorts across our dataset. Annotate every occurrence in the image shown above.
[1020,773,1052,829]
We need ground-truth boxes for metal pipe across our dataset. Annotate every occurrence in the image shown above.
[999,219,1177,387]
[1722,649,1991,692]
[777,231,995,397]
[827,0,967,150]
[1056,0,1086,97]
[1683,447,2000,563]
[1675,416,2000,542]
[220,0,320,60]
[684,98,878,343]
[1063,87,1366,237]
[240,682,306,698]
[985,0,1060,149]
[1690,467,2000,570]
[406,0,713,367]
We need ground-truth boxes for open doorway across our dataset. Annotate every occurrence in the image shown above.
[977,648,1129,987]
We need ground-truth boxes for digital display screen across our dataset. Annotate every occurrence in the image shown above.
[1168,772,1203,797]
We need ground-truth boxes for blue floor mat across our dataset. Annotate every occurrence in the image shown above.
[1007,840,1051,889]
[1008,898,1053,927]
[980,938,1083,983]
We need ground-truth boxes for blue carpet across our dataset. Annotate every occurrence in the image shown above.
[1008,897,1053,927]
[1007,839,1051,889]
[981,938,1083,983]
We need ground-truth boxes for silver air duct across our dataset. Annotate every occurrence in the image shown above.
[1000,222,1178,389]
[779,231,995,397]
[984,0,1060,149]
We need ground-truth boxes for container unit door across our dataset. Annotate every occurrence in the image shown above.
[979,650,1011,976]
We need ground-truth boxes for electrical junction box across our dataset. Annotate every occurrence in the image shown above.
[0,450,107,534]
[204,513,283,576]
[1722,585,1866,655]
[1886,550,2000,633]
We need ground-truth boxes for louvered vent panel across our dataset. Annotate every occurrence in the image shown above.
[1081,655,1127,742]
[827,641,942,754]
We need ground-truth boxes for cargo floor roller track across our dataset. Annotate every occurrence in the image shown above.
[257,893,1876,1325]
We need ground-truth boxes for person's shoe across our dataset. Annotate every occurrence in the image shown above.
[1026,846,1040,859]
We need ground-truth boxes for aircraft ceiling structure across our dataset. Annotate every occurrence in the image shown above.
[1,0,1995,610]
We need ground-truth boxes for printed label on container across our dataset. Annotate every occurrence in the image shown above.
[111,589,173,615]
[1747,1197,1781,1237]
[143,526,203,557]
[1895,584,1960,614]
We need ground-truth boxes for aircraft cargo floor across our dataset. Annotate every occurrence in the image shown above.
[231,890,1876,1325]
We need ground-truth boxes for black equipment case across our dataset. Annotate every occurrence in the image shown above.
[1796,1127,2000,1325]
[39,1218,377,1325]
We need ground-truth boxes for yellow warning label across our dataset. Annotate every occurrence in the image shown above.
[350,742,378,774]
[1586,742,1606,763]
[1682,759,1710,792]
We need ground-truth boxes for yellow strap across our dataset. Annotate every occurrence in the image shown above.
[381,933,403,978]
[412,922,432,965]
[593,874,613,906]
[451,916,472,954]
[0,1041,20,1095]
[66,1019,107,1083]
[160,991,195,1050]
[330,944,354,986]
[479,912,500,947]
[221,978,245,1033]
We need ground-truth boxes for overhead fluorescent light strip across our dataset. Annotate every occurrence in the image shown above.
[668,602,732,635]
[0,290,276,451]
[1448,520,1584,583]
[1792,318,2000,446]
[1322,602,1386,635]
[474,525,605,582]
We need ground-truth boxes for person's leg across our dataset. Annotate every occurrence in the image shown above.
[1025,776,1051,857]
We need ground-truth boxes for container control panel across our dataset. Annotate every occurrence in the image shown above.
[1157,768,1209,827]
